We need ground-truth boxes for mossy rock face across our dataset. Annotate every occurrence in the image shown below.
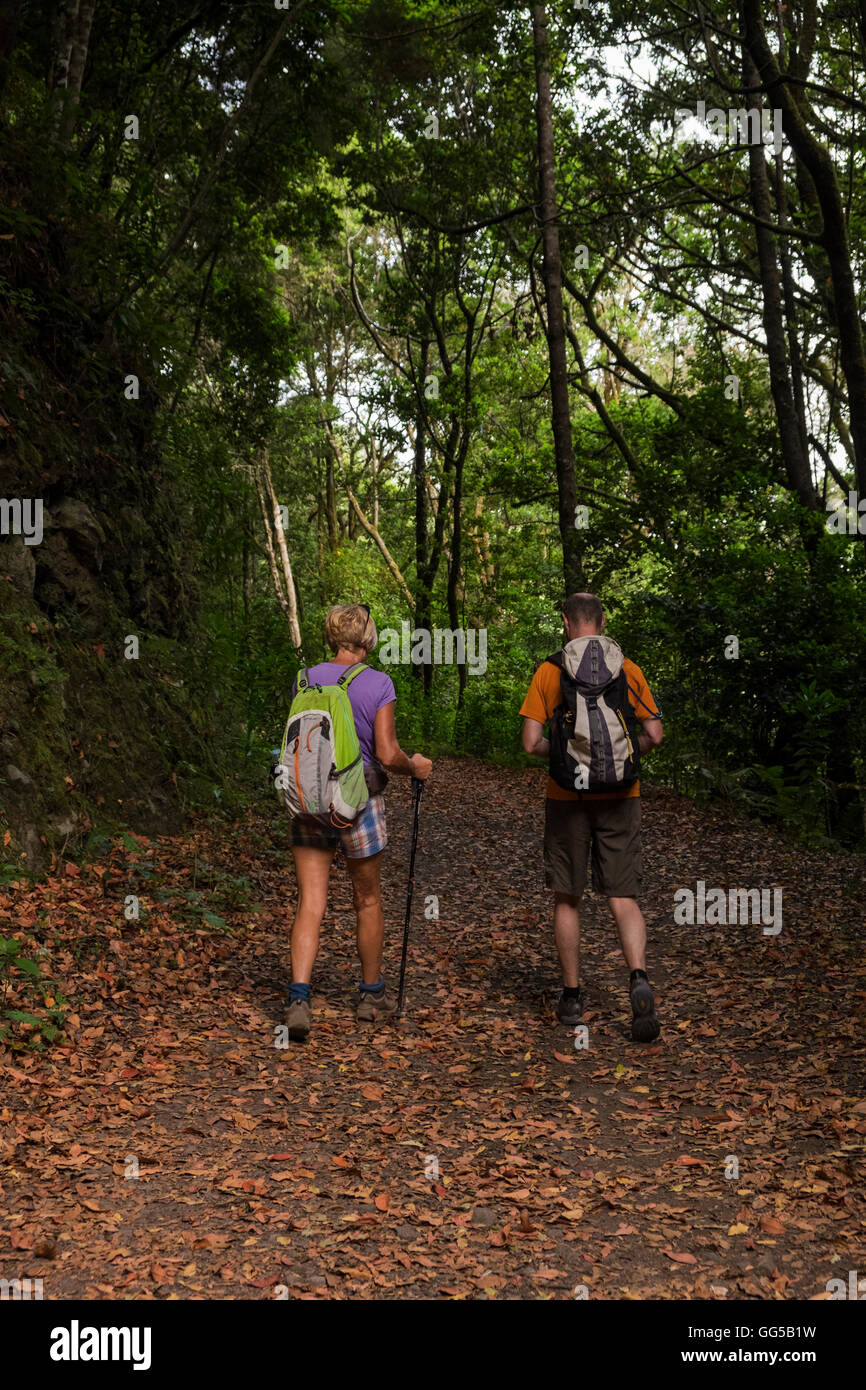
[0,589,207,868]
[0,476,213,870]
[0,185,247,872]
[34,532,109,634]
[2,535,36,601]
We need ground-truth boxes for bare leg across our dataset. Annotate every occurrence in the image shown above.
[290,846,335,982]
[346,852,385,985]
[608,896,647,972]
[553,891,581,987]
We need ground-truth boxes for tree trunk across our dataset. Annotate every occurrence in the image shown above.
[255,453,302,650]
[773,150,810,468]
[325,453,338,550]
[345,484,416,612]
[370,437,379,530]
[447,437,467,712]
[315,484,324,573]
[49,0,76,133]
[531,2,581,594]
[742,49,815,513]
[471,495,494,587]
[742,0,866,502]
[59,0,95,142]
[414,338,430,690]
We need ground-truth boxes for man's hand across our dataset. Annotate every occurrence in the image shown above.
[637,719,663,756]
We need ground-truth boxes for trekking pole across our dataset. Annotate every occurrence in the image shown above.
[396,777,424,1018]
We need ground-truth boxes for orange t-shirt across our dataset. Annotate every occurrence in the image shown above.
[520,656,660,801]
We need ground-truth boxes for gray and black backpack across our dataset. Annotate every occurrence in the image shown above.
[546,636,642,795]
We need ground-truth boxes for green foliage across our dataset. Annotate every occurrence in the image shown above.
[0,936,68,1050]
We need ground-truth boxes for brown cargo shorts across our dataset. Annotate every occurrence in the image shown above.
[543,796,642,899]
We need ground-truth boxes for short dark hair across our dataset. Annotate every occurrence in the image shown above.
[563,592,604,629]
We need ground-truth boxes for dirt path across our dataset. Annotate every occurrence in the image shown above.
[1,758,864,1299]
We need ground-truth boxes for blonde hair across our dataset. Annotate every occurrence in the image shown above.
[325,603,377,654]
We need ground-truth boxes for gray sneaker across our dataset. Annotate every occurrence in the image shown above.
[356,981,398,1023]
[285,996,312,1041]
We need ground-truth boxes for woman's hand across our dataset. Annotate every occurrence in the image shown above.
[409,753,433,781]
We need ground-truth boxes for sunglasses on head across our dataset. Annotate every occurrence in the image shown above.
[359,603,370,619]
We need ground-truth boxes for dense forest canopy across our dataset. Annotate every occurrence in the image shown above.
[1,0,864,864]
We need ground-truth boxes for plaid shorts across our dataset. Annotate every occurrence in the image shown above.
[289,794,387,859]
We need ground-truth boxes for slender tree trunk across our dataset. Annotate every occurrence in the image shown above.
[742,0,866,502]
[241,528,251,659]
[255,471,290,619]
[742,50,815,513]
[58,0,94,142]
[471,495,494,587]
[315,484,324,573]
[370,437,379,530]
[256,453,302,650]
[531,3,581,594]
[345,484,416,611]
[417,445,454,638]
[447,437,467,711]
[414,339,430,690]
[325,453,338,550]
[774,152,810,467]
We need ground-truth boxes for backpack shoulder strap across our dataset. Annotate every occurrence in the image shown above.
[545,651,565,670]
[627,681,662,719]
[296,669,309,691]
[337,662,368,689]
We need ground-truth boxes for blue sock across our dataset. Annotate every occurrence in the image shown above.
[359,976,384,996]
[289,981,312,1003]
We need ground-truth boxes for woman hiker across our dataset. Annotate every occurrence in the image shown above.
[285,603,433,1041]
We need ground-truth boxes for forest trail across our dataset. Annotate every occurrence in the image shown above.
[1,759,864,1300]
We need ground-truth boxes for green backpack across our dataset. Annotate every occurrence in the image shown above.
[274,664,370,827]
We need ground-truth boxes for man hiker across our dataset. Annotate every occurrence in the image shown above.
[520,593,663,1042]
[284,603,432,1041]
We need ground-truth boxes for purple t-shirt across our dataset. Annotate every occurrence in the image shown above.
[293,663,396,768]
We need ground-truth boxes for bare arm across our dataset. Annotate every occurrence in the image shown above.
[374,701,432,779]
[522,716,549,758]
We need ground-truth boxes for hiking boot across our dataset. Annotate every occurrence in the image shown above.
[285,996,312,1041]
[356,981,398,1023]
[630,973,660,1043]
[555,988,584,1026]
